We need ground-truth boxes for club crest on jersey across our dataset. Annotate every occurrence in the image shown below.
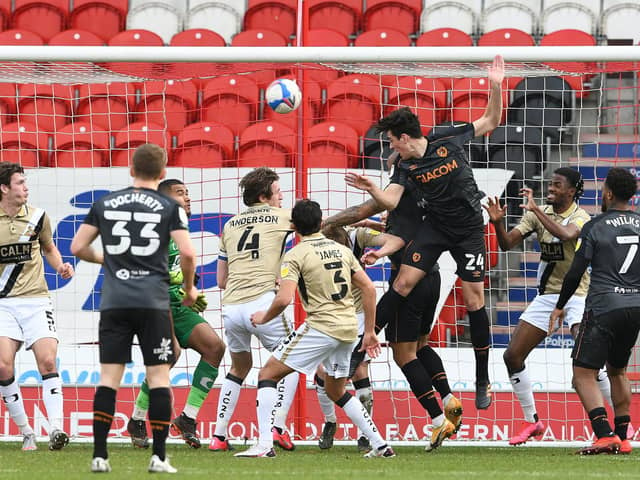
[412,252,421,263]
[436,146,448,157]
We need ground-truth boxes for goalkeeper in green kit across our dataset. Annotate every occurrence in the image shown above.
[127,179,226,449]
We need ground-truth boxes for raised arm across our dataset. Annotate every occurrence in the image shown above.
[323,198,383,230]
[361,233,406,265]
[473,55,504,137]
[483,196,523,251]
[344,173,404,211]
[520,188,581,242]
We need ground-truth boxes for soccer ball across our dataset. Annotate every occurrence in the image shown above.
[265,78,302,114]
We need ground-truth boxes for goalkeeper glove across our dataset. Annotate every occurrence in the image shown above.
[169,269,184,286]
[179,289,208,313]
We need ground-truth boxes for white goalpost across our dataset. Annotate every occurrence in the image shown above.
[2,45,640,448]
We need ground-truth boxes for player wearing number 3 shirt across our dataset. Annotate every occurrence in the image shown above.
[71,143,197,474]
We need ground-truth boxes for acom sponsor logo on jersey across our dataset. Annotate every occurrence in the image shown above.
[412,159,459,184]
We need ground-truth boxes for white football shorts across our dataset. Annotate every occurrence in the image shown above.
[222,290,293,353]
[272,323,358,379]
[520,293,585,332]
[0,296,57,349]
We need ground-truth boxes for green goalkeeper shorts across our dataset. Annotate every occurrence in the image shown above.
[171,302,207,348]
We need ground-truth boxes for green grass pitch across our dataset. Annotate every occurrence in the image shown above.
[0,443,638,479]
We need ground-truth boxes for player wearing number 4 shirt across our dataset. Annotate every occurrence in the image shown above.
[551,167,640,456]
[211,167,298,452]
[71,144,198,474]
[235,199,394,458]
[0,162,74,452]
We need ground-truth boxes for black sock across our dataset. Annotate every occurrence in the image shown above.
[400,359,443,419]
[615,415,631,441]
[417,345,451,398]
[376,288,406,332]
[468,307,490,383]
[149,387,172,461]
[93,386,116,459]
[589,407,614,439]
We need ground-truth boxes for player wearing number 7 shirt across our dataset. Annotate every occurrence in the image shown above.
[71,143,198,474]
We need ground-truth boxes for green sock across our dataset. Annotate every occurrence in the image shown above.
[183,361,218,420]
[132,379,150,420]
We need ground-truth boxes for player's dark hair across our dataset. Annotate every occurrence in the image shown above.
[605,167,638,202]
[132,143,167,180]
[373,107,423,139]
[554,167,584,200]
[239,167,279,206]
[0,162,24,201]
[292,199,322,236]
[158,178,184,195]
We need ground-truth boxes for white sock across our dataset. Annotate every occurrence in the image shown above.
[432,413,445,427]
[273,371,299,431]
[42,374,64,431]
[213,376,242,438]
[0,377,32,435]
[316,384,336,423]
[341,395,386,450]
[132,406,147,421]
[256,384,277,448]
[597,369,613,409]
[510,366,537,424]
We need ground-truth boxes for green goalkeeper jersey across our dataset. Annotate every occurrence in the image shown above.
[168,238,184,304]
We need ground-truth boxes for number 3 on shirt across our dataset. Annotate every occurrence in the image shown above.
[324,261,348,300]
[103,210,162,256]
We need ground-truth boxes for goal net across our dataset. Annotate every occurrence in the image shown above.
[2,45,640,447]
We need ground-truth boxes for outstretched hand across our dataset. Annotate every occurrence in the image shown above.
[482,196,506,224]
[345,172,375,192]
[520,187,537,212]
[487,54,505,85]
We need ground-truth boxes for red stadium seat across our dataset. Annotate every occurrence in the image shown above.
[325,74,382,136]
[11,0,69,43]
[0,29,45,45]
[231,29,288,88]
[263,78,322,129]
[307,0,361,38]
[201,76,260,135]
[415,28,473,46]
[302,29,349,87]
[540,29,597,98]
[0,83,17,125]
[238,121,295,167]
[112,121,169,166]
[362,0,421,34]
[17,84,74,132]
[244,0,297,40]
[108,28,163,46]
[0,122,48,167]
[48,28,105,45]
[306,121,360,168]
[478,28,535,47]
[75,82,136,132]
[172,121,235,168]
[168,29,226,85]
[136,80,199,135]
[52,122,110,167]
[0,0,10,30]
[70,0,127,42]
[485,222,498,270]
[107,29,164,78]
[354,28,411,46]
[450,78,508,126]
[170,28,226,46]
[384,77,447,128]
